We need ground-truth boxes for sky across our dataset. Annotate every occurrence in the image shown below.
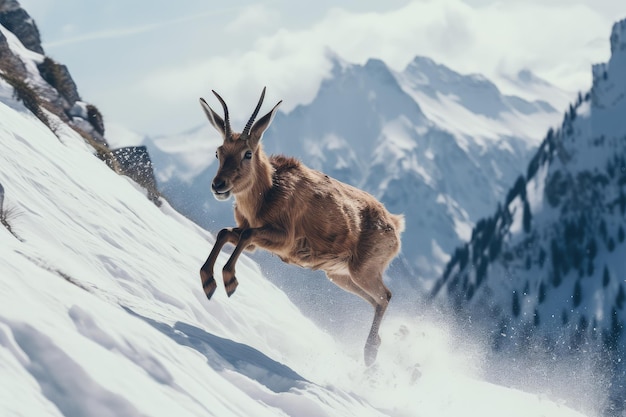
[18,0,626,137]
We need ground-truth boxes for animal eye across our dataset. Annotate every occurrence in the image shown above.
[244,150,253,160]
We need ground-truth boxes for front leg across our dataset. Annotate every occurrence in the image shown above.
[200,228,241,300]
[222,225,287,297]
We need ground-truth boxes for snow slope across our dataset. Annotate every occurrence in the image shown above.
[0,50,590,417]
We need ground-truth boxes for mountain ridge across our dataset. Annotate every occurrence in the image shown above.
[431,18,626,414]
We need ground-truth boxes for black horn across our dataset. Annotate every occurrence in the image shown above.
[242,87,266,137]
[212,90,232,139]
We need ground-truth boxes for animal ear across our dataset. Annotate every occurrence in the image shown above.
[199,98,226,138]
[249,100,282,145]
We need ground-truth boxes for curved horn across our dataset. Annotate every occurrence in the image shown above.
[211,90,232,139]
[242,87,266,137]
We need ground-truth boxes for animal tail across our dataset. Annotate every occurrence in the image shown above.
[392,214,405,234]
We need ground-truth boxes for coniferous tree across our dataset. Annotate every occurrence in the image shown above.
[538,247,546,268]
[600,219,608,241]
[587,260,594,277]
[489,237,502,261]
[603,266,611,287]
[538,281,547,304]
[603,308,623,352]
[573,280,583,308]
[552,267,562,288]
[617,285,625,310]
[512,291,521,317]
[587,238,598,260]
[522,200,532,233]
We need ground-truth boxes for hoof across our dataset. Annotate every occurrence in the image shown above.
[200,269,217,300]
[224,276,239,297]
[364,334,381,366]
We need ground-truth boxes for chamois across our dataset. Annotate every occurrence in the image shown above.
[198,88,404,365]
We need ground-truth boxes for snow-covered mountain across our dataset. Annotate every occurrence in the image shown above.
[432,18,626,415]
[0,3,594,416]
[145,52,565,295]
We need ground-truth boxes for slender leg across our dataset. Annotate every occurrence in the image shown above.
[327,273,378,308]
[363,303,389,366]
[200,228,240,300]
[350,268,392,366]
[221,226,286,296]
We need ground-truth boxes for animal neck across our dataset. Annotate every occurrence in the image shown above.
[234,146,273,219]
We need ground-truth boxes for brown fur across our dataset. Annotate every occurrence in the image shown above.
[198,89,404,365]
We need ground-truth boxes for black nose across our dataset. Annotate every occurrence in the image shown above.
[212,178,227,192]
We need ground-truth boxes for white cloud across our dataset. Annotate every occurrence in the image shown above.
[225,3,279,34]
[136,0,620,134]
[38,0,621,136]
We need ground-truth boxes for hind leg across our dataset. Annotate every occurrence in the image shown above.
[326,273,378,308]
[349,265,392,366]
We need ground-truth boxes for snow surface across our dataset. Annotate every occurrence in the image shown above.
[0,68,591,416]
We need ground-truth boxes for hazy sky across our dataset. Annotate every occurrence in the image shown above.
[18,0,626,137]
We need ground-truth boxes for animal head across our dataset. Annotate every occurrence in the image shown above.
[200,88,281,201]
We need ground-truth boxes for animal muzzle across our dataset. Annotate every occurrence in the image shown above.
[211,177,232,200]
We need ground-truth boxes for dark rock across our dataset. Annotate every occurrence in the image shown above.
[111,146,160,205]
[0,182,4,212]
[0,25,26,75]
[0,0,44,54]
[37,57,81,106]
[86,104,105,136]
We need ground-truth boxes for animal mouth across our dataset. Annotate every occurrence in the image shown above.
[213,188,232,201]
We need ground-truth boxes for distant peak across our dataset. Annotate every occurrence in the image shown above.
[409,55,437,66]
[323,48,344,65]
[363,58,399,85]
[406,56,440,71]
[324,49,352,77]
[610,18,626,54]
[516,69,551,87]
[364,57,388,70]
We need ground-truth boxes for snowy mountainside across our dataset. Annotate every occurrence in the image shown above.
[0,1,105,147]
[431,18,626,415]
[0,0,160,205]
[396,56,558,148]
[145,54,564,290]
[0,45,592,417]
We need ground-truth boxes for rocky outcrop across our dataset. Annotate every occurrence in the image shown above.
[0,1,100,140]
[37,57,81,106]
[0,25,25,75]
[0,0,43,54]
[111,146,160,205]
[0,0,162,205]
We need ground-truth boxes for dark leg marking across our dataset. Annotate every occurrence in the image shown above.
[200,269,217,300]
[224,276,239,297]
